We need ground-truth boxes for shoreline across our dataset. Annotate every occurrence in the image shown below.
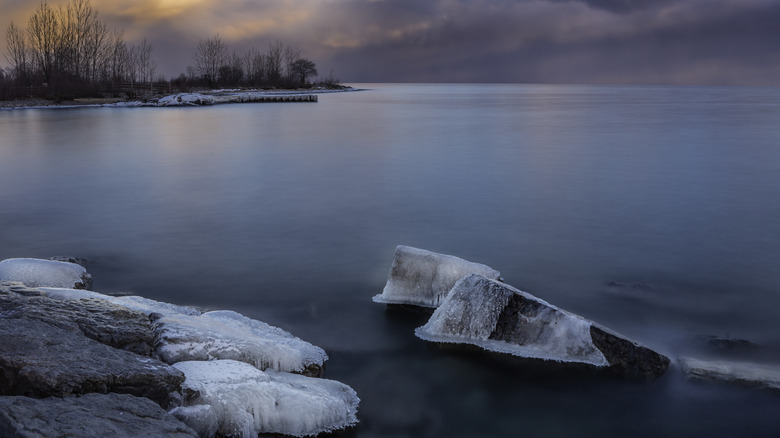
[0,86,360,111]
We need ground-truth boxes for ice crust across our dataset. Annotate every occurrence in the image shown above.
[172,360,359,437]
[0,258,91,289]
[38,288,201,317]
[416,274,609,366]
[157,93,215,106]
[373,245,501,308]
[153,310,327,373]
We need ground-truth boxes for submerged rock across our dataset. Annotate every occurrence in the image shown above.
[0,393,197,438]
[0,258,92,289]
[152,310,328,376]
[679,357,780,391]
[172,360,359,438]
[373,245,501,308]
[416,274,669,377]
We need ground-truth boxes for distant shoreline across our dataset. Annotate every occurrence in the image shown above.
[0,86,360,110]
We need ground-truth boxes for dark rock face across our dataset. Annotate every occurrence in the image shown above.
[0,284,155,356]
[590,325,670,378]
[0,393,198,438]
[0,315,184,408]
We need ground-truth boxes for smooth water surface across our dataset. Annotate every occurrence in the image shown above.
[2,84,780,437]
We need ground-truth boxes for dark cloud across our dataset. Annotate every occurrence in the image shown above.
[3,0,780,85]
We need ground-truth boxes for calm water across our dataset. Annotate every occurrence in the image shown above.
[2,84,780,437]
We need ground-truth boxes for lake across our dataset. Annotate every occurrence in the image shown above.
[2,83,780,437]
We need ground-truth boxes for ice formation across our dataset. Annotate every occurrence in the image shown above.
[416,274,609,366]
[0,258,92,289]
[38,288,201,317]
[157,93,215,106]
[153,310,327,374]
[373,245,501,308]
[172,360,359,437]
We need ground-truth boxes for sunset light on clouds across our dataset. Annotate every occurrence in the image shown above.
[2,0,780,84]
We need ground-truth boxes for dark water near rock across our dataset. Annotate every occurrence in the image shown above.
[2,84,780,437]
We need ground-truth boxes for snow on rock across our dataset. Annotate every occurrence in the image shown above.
[157,93,215,107]
[0,258,92,289]
[416,274,670,376]
[153,310,327,375]
[679,357,780,391]
[373,245,501,308]
[172,360,359,438]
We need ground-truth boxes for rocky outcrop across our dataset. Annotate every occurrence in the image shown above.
[679,357,780,391]
[0,258,92,289]
[0,393,198,437]
[1,283,155,356]
[416,274,670,377]
[373,245,501,308]
[0,316,185,408]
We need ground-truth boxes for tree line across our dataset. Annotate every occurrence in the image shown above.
[180,34,326,90]
[2,0,157,98]
[1,0,336,100]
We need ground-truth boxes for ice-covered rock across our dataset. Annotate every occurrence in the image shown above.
[172,360,359,438]
[0,394,198,438]
[158,93,215,106]
[153,310,328,376]
[0,257,92,289]
[109,295,202,317]
[38,287,202,317]
[679,357,780,391]
[416,274,670,377]
[373,245,501,308]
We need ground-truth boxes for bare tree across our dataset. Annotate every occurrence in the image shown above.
[5,22,29,83]
[193,34,227,87]
[289,58,318,86]
[26,1,59,83]
[264,39,283,85]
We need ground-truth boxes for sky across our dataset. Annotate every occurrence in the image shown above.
[2,0,780,85]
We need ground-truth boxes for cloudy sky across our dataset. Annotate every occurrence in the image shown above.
[2,0,780,85]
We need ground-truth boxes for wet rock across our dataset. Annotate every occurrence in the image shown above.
[0,317,184,408]
[373,246,501,308]
[416,274,669,377]
[0,258,92,290]
[1,284,155,356]
[679,357,780,391]
[0,393,197,437]
[47,256,92,268]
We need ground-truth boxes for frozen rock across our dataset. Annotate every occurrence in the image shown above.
[153,310,327,376]
[37,287,201,317]
[1,284,155,356]
[0,317,184,407]
[108,295,202,317]
[373,245,501,308]
[172,360,359,437]
[679,357,780,391]
[0,394,198,438]
[416,274,669,377]
[158,93,215,106]
[0,257,92,289]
